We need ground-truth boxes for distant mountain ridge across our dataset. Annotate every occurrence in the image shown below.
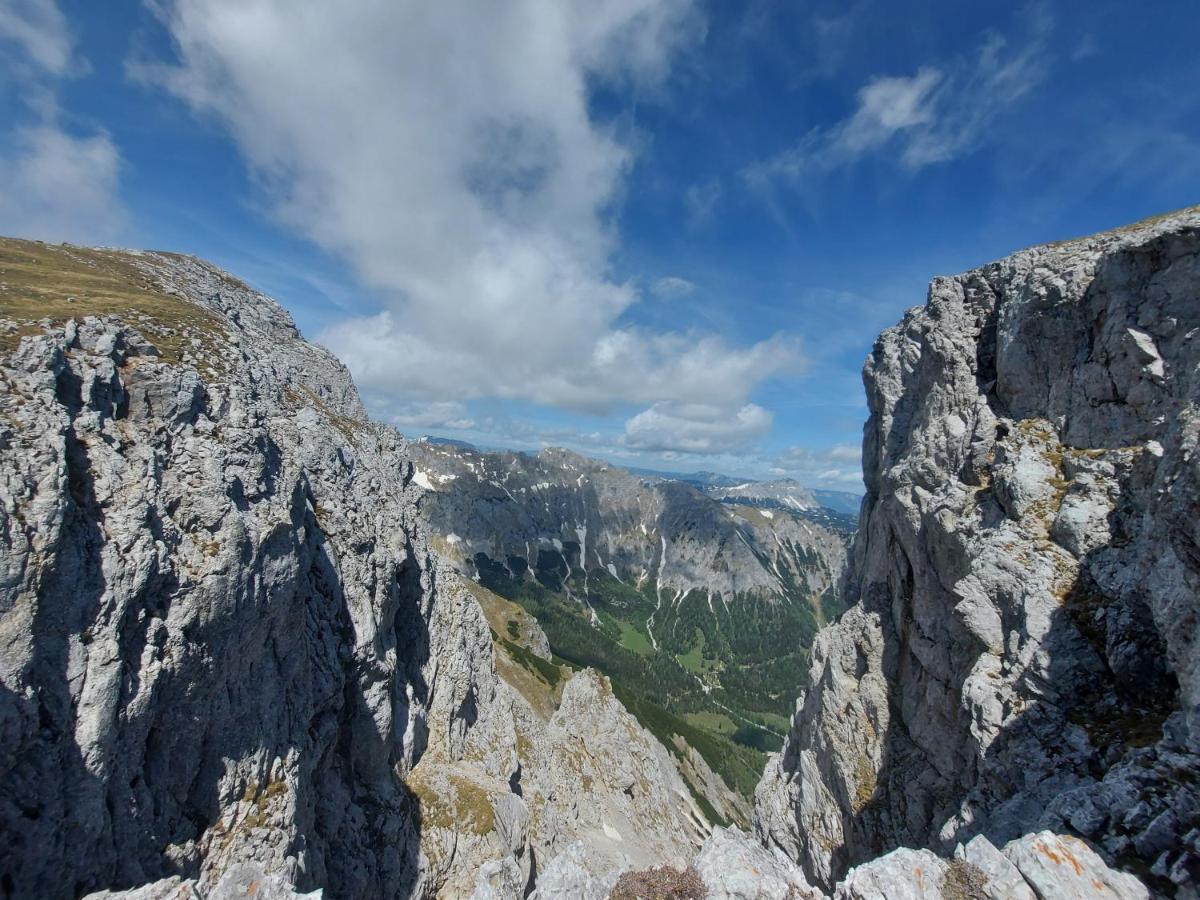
[622,465,747,488]
[705,477,817,510]
[405,440,848,818]
[414,441,865,509]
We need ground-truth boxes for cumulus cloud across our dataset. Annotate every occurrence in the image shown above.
[0,0,124,242]
[745,6,1053,183]
[770,443,863,487]
[625,401,772,453]
[650,275,695,299]
[375,400,475,432]
[139,1,795,446]
[0,123,123,242]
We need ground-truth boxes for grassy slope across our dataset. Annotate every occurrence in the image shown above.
[0,238,228,363]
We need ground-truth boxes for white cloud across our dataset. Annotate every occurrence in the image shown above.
[844,68,942,158]
[745,7,1053,183]
[0,1,124,243]
[650,275,695,299]
[140,1,795,443]
[770,443,863,487]
[0,0,73,75]
[377,400,475,432]
[625,400,772,453]
[0,123,123,242]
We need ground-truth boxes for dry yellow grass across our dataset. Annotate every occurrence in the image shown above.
[0,237,227,363]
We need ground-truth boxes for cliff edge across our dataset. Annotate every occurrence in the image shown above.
[755,207,1200,896]
[0,239,706,899]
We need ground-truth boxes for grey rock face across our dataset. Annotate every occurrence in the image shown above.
[528,840,622,900]
[671,827,1150,900]
[954,834,1035,900]
[693,826,822,900]
[826,831,1147,900]
[0,238,716,899]
[1001,832,1148,900]
[833,847,952,900]
[506,667,708,886]
[0,242,517,898]
[755,208,1200,895]
[82,863,323,899]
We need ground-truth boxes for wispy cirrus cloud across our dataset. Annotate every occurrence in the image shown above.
[683,177,721,228]
[649,275,696,299]
[744,6,1054,185]
[624,400,773,453]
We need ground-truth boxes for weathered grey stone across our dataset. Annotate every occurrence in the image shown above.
[518,668,708,879]
[954,835,1035,900]
[694,826,822,900]
[207,864,324,900]
[1,247,460,897]
[82,864,323,899]
[469,857,527,900]
[82,878,196,900]
[0,239,713,899]
[1003,832,1148,899]
[755,208,1200,895]
[528,840,625,900]
[833,848,949,899]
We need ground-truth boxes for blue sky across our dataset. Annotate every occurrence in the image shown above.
[1,1,1198,491]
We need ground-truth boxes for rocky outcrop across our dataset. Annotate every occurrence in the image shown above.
[515,668,708,885]
[530,825,1148,899]
[693,827,822,899]
[82,863,322,900]
[755,207,1200,896]
[832,832,1148,900]
[0,239,705,899]
[0,240,460,897]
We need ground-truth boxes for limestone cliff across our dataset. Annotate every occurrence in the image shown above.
[755,207,1200,896]
[0,239,704,899]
